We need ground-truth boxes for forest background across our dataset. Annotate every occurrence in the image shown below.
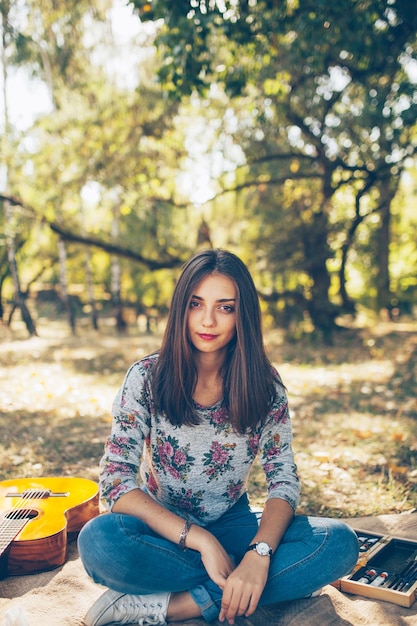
[1,0,417,518]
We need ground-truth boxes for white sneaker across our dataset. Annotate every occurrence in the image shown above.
[84,589,171,626]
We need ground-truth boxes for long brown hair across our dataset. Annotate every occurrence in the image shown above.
[151,249,277,434]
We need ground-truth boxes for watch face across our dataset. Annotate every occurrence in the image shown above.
[256,542,271,556]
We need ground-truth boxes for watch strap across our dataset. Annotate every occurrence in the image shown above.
[246,542,273,556]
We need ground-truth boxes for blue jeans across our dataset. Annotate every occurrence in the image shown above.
[78,494,358,623]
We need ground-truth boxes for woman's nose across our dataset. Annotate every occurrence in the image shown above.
[202,308,215,326]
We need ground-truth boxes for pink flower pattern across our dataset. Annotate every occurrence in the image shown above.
[203,441,236,481]
[100,354,300,523]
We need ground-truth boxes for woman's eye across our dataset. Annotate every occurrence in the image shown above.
[221,305,235,313]
[190,300,200,308]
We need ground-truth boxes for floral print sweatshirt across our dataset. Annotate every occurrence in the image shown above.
[99,354,300,525]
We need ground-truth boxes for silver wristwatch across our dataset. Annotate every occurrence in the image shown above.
[245,541,273,557]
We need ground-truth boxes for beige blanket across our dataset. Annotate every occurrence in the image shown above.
[1,513,417,626]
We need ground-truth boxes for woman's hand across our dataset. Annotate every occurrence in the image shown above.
[198,535,235,590]
[219,552,270,625]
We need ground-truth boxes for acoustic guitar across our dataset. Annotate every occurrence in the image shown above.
[0,476,99,579]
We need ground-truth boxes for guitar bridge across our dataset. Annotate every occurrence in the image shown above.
[6,491,69,499]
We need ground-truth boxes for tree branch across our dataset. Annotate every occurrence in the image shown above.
[0,194,183,270]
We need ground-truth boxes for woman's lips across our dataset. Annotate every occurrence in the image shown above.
[198,333,218,341]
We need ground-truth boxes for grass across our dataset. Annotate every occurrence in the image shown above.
[1,316,416,519]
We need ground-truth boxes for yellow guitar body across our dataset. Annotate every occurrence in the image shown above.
[0,476,99,577]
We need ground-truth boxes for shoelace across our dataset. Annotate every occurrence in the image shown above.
[119,599,166,626]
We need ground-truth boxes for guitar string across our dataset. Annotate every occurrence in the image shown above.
[0,489,51,547]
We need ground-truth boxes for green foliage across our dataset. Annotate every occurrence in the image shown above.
[1,0,199,326]
[129,0,417,333]
[2,0,417,334]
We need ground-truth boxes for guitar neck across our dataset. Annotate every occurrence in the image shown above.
[0,518,29,557]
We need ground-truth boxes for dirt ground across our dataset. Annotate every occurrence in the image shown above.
[1,317,416,518]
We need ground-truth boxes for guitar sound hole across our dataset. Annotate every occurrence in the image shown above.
[5,509,38,521]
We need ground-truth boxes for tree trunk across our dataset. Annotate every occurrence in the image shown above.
[303,210,337,342]
[81,206,99,330]
[57,236,76,334]
[85,248,99,330]
[111,207,127,333]
[338,188,368,314]
[375,179,396,315]
[4,201,38,336]
[1,8,37,336]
